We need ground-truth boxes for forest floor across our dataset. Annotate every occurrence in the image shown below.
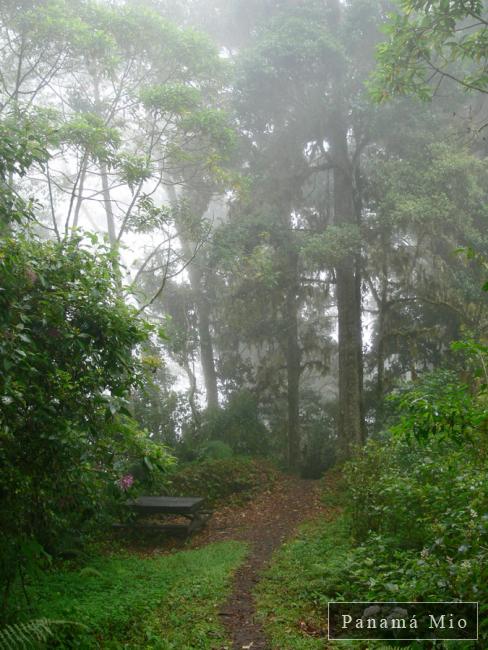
[119,472,338,649]
[190,474,332,650]
[17,472,339,649]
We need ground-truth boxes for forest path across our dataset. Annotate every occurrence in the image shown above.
[190,474,327,650]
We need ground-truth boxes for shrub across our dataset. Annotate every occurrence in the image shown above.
[197,440,234,460]
[166,458,278,505]
[387,369,485,442]
[0,233,174,618]
[346,433,487,541]
[194,390,269,457]
[341,432,488,642]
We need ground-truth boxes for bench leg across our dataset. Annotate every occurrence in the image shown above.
[188,513,203,533]
[187,511,212,534]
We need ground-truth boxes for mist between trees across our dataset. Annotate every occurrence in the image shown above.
[1,0,488,584]
[2,0,487,472]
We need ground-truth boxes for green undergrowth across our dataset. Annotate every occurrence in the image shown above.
[257,516,438,650]
[257,511,356,650]
[166,457,279,506]
[255,472,349,650]
[8,541,247,649]
[257,444,486,650]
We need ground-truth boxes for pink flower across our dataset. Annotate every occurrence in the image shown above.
[117,474,134,491]
[25,267,37,285]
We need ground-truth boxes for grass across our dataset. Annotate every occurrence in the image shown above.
[254,473,350,650]
[256,516,352,650]
[255,471,421,650]
[255,515,432,650]
[255,474,472,650]
[13,541,247,649]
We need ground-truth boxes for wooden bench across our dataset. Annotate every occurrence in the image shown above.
[114,496,212,536]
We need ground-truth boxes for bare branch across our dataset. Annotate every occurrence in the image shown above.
[136,239,206,315]
[46,160,61,242]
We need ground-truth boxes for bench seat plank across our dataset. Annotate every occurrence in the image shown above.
[126,496,205,515]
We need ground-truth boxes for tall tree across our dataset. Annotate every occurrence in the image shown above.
[230,0,388,456]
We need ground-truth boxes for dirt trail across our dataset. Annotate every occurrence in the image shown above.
[189,475,326,650]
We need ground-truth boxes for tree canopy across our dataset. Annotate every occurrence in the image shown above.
[372,0,488,99]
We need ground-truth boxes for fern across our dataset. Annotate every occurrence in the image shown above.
[0,618,88,649]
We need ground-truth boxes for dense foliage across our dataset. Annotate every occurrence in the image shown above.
[0,231,177,616]
[345,437,488,604]
[372,0,488,100]
[1,0,488,646]
[180,390,270,458]
[343,357,487,608]
[167,457,278,506]
[257,355,488,648]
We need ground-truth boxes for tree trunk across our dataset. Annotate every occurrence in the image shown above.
[182,357,201,426]
[188,262,219,410]
[375,303,387,431]
[72,153,88,231]
[93,77,117,248]
[330,117,364,458]
[375,254,389,431]
[100,159,117,246]
[285,249,301,471]
[166,184,219,410]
